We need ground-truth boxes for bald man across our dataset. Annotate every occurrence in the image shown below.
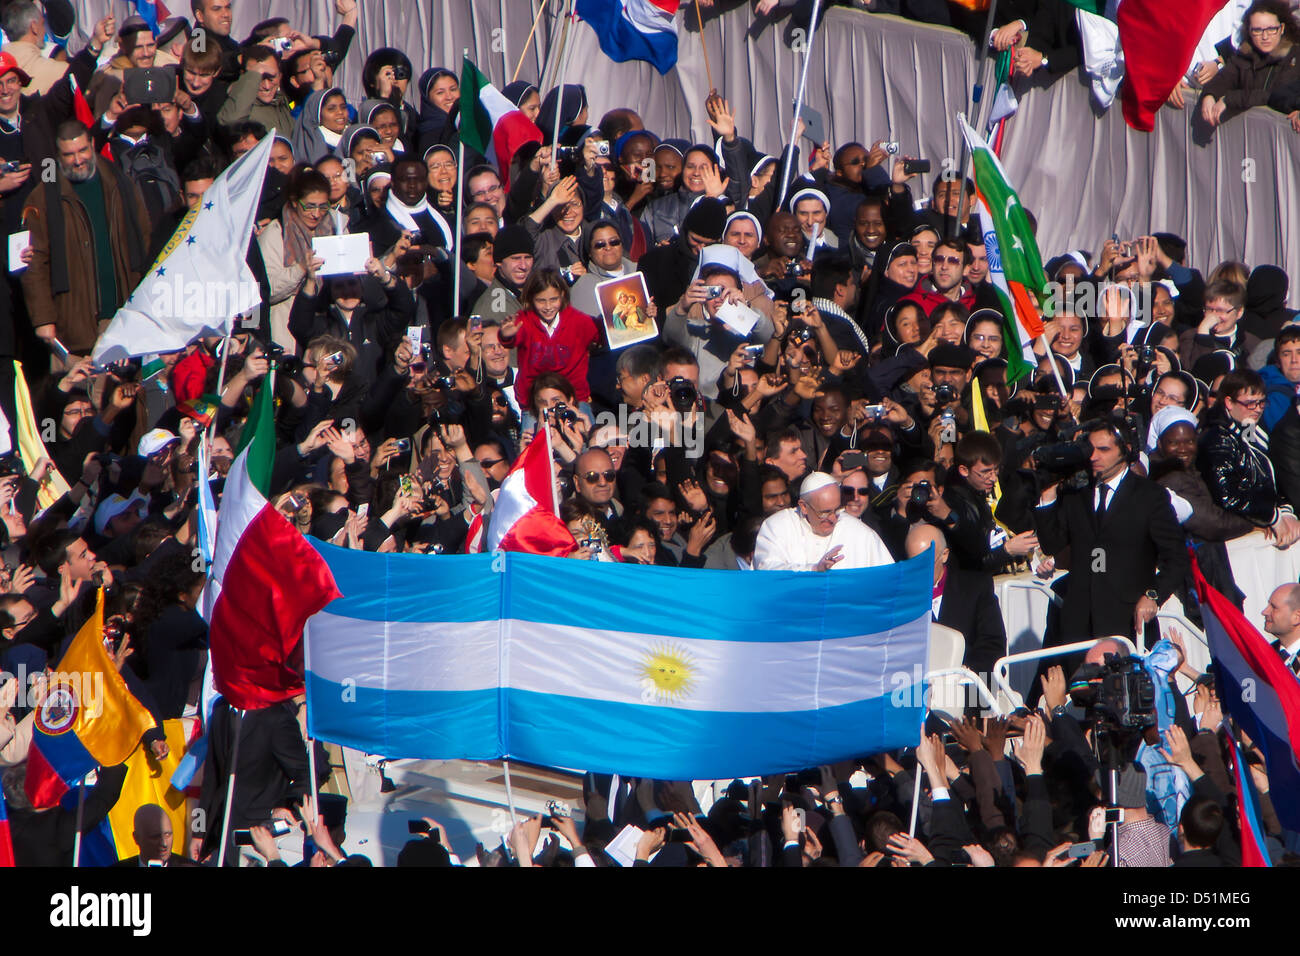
[755,472,893,571]
[906,524,1006,676]
[1263,584,1300,675]
[113,804,194,867]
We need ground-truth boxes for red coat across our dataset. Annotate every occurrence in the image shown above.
[501,305,600,409]
[901,278,976,316]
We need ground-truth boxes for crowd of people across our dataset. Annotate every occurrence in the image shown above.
[0,0,1295,868]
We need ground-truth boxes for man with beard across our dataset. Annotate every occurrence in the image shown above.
[22,121,150,357]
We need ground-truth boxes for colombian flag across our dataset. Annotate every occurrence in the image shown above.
[24,592,155,809]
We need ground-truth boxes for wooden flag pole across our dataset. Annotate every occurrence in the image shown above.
[513,0,550,83]
[695,0,715,93]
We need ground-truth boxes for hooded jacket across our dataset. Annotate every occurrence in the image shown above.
[1203,38,1300,121]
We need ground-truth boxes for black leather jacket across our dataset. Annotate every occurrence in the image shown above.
[1196,409,1279,527]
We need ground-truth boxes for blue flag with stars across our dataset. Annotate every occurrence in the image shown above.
[93,132,276,364]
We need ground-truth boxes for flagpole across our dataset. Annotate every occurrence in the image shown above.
[498,0,511,79]
[540,0,572,112]
[513,0,550,83]
[1037,332,1076,420]
[216,707,243,868]
[548,0,577,171]
[502,758,520,830]
[454,50,469,316]
[71,776,87,867]
[307,736,320,828]
[542,414,562,517]
[776,0,823,211]
[952,0,1002,241]
[694,0,715,94]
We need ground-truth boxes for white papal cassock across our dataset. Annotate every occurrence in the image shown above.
[753,509,895,571]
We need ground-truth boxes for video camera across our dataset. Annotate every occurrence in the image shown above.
[1068,653,1156,732]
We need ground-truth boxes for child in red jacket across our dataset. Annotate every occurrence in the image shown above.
[499,267,600,420]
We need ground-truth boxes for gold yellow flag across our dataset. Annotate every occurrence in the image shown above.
[970,384,1011,534]
[12,359,72,509]
[106,719,191,860]
[51,590,155,766]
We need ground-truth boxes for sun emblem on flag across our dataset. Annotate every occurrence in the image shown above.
[638,642,696,702]
[35,680,80,736]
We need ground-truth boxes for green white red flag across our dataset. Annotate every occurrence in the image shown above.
[958,115,1049,384]
[207,376,340,710]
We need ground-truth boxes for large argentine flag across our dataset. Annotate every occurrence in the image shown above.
[576,0,681,76]
[92,132,274,364]
[304,546,931,780]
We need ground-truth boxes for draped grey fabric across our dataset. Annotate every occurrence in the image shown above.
[71,0,1297,303]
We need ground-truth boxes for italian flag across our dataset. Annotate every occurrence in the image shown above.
[459,57,519,159]
[958,115,1047,385]
[208,377,340,710]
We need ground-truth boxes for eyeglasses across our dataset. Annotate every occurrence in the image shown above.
[841,486,871,499]
[802,501,839,521]
[1249,24,1282,36]
[477,457,504,469]
[298,201,329,213]
[933,254,963,266]
[427,160,456,172]
[1231,396,1266,410]
[581,470,617,484]
[470,184,502,199]
[592,238,622,250]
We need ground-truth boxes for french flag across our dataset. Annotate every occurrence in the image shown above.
[576,0,681,75]
[1192,556,1300,830]
[482,430,575,556]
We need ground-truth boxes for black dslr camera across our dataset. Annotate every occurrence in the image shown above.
[905,479,932,522]
[933,383,960,406]
[667,376,698,414]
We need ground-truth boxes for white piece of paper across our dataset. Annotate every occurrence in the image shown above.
[604,824,645,868]
[8,230,30,273]
[311,233,371,276]
[714,300,759,337]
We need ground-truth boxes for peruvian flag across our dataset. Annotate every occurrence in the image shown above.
[208,377,340,710]
[1117,0,1229,131]
[481,429,575,555]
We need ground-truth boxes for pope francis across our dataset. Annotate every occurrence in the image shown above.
[754,472,895,571]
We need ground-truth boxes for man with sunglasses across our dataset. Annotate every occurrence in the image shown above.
[1202,368,1300,547]
[571,447,626,541]
[754,471,893,571]
[902,237,976,316]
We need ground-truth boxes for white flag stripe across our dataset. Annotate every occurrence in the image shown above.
[210,445,266,584]
[305,611,929,714]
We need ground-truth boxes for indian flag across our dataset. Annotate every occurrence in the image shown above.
[207,376,340,711]
[459,57,518,159]
[958,115,1048,384]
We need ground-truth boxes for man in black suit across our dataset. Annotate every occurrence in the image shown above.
[198,698,319,865]
[1172,796,1230,867]
[112,803,196,867]
[1033,420,1188,643]
[905,523,1007,678]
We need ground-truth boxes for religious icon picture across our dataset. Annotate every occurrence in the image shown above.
[595,273,657,349]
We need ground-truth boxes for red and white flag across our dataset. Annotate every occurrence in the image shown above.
[480,430,575,556]
[207,377,340,710]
